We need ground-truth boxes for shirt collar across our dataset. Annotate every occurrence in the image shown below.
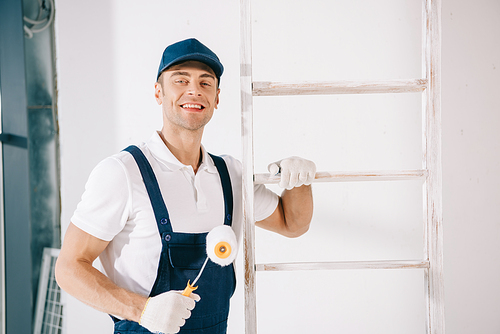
[146,131,218,174]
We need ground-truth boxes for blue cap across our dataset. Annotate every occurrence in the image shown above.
[156,38,224,82]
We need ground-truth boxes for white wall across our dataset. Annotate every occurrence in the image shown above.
[442,0,500,333]
[54,0,500,333]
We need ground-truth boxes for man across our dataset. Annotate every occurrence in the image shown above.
[56,38,315,334]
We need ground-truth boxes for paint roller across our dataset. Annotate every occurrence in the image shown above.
[182,225,238,296]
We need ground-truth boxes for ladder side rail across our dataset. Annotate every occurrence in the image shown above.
[256,260,430,272]
[253,79,428,96]
[240,0,257,333]
[423,0,445,333]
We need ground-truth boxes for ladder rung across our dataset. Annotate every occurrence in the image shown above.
[256,260,430,272]
[254,169,427,185]
[253,79,428,96]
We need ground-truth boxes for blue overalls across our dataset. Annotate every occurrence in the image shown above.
[112,145,236,334]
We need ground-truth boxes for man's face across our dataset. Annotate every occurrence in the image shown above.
[155,60,220,133]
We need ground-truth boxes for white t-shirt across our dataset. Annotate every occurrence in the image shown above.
[71,132,278,296]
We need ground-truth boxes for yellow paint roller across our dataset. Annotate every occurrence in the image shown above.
[182,225,238,296]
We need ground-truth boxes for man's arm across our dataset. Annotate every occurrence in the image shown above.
[255,156,315,238]
[55,223,147,322]
[255,184,313,238]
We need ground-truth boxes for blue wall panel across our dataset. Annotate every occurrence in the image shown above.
[0,0,33,332]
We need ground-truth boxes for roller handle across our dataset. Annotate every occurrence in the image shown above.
[182,280,198,297]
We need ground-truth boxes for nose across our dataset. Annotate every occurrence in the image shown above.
[186,82,202,96]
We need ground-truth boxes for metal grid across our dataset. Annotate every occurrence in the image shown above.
[34,248,64,334]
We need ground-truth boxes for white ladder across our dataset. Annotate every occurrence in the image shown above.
[239,0,444,333]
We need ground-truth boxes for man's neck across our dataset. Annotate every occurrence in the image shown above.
[158,129,203,173]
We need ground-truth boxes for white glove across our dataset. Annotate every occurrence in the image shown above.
[140,290,200,334]
[268,156,316,190]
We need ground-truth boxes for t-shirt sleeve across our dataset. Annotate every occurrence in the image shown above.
[71,156,132,241]
[216,154,279,223]
[253,183,279,222]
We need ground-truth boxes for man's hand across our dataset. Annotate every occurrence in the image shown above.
[140,290,200,334]
[268,157,316,190]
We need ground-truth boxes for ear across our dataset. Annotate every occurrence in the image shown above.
[154,82,163,105]
[214,88,220,109]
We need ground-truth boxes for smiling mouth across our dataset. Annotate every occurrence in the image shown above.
[181,103,205,110]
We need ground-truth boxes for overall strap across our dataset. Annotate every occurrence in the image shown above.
[123,145,173,233]
[208,154,234,227]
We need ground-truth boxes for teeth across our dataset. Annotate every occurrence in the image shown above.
[182,104,203,109]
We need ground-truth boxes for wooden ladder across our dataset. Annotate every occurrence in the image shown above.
[239,0,444,333]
